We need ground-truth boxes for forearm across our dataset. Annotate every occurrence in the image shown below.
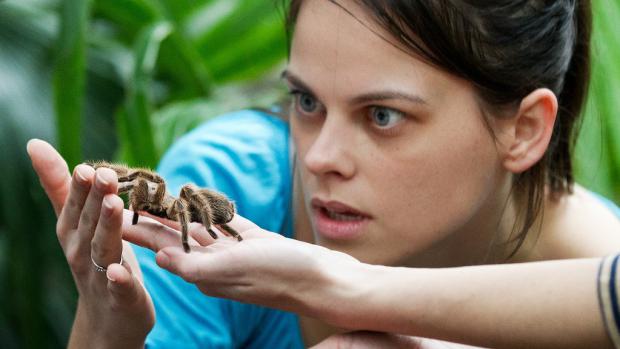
[68,300,146,349]
[312,258,612,349]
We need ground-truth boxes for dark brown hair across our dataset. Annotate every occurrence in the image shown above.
[284,0,592,257]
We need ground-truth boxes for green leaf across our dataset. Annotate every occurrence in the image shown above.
[92,0,160,41]
[191,0,287,82]
[120,21,173,167]
[152,76,286,152]
[574,0,620,204]
[52,0,92,168]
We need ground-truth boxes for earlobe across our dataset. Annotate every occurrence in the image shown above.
[503,88,558,173]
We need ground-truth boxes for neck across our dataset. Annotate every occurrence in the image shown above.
[400,176,525,268]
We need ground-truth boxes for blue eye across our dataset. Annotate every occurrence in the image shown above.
[369,106,404,129]
[294,92,319,114]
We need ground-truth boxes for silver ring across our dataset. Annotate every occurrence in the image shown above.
[91,252,123,273]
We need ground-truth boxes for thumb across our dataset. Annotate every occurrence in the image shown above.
[106,263,147,307]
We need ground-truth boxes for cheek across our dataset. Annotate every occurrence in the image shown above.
[366,117,502,252]
[290,116,308,154]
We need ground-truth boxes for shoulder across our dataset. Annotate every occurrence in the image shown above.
[158,109,290,190]
[156,109,293,235]
[533,184,620,260]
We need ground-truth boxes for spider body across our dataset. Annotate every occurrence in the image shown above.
[86,161,242,252]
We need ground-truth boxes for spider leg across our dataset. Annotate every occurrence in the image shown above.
[151,176,167,205]
[217,223,243,241]
[120,170,165,184]
[117,182,134,195]
[129,179,150,225]
[171,198,191,253]
[179,184,219,240]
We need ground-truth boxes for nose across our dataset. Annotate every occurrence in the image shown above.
[302,115,356,179]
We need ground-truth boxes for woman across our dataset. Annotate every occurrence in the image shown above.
[28,0,620,347]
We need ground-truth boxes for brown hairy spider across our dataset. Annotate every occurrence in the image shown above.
[86,161,242,252]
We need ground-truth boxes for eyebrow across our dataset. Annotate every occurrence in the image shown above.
[280,69,427,106]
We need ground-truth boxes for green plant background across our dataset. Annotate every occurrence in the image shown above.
[0,0,618,348]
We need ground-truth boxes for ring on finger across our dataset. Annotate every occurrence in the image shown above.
[91,252,123,272]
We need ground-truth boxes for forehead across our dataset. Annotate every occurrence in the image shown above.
[288,0,458,104]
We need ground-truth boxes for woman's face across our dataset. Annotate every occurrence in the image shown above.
[288,0,511,266]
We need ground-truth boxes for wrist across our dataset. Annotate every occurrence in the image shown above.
[310,253,374,329]
[71,298,149,349]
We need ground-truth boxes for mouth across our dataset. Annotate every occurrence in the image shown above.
[311,198,371,240]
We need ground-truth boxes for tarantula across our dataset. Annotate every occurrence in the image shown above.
[86,161,242,252]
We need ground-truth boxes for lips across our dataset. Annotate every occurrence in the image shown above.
[311,198,371,240]
[312,198,371,217]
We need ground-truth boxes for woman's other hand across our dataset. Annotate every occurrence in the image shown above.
[311,332,484,349]
[27,139,154,349]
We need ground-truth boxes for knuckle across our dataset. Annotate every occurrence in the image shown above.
[66,255,81,271]
[108,297,125,312]
[80,210,95,229]
[90,239,111,259]
[56,220,67,238]
[108,283,137,307]
[65,247,89,275]
[179,266,198,284]
[180,272,195,283]
[66,195,81,211]
[65,245,80,265]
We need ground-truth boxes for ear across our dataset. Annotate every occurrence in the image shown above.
[501,88,558,173]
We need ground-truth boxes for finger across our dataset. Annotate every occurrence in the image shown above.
[76,168,118,250]
[120,241,144,282]
[122,211,201,252]
[106,263,146,307]
[155,247,212,283]
[149,212,261,235]
[56,165,96,234]
[27,139,71,216]
[91,194,124,270]
[141,212,213,245]
[227,214,259,233]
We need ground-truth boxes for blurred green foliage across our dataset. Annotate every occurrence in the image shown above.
[0,0,287,347]
[0,0,618,348]
[573,0,620,204]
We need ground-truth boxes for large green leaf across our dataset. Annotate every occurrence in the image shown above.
[117,21,172,167]
[152,75,287,153]
[192,0,287,82]
[52,0,92,168]
[574,0,620,203]
[0,2,122,348]
[0,4,73,347]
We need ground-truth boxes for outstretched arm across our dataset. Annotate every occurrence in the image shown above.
[129,215,614,349]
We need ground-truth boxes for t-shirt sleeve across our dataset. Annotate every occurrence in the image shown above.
[132,110,302,348]
[598,254,620,348]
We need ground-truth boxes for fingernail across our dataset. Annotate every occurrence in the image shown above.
[26,139,39,156]
[156,252,170,268]
[75,167,88,185]
[106,270,116,282]
[102,196,115,217]
[96,171,109,189]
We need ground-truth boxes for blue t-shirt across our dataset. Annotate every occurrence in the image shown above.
[132,110,303,348]
[133,109,620,348]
